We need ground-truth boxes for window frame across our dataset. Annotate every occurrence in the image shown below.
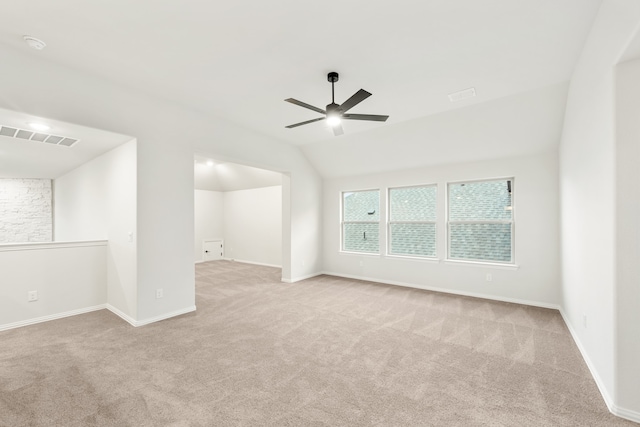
[340,188,381,255]
[386,183,438,259]
[446,177,515,265]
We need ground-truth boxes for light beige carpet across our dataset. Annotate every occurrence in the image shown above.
[0,260,635,426]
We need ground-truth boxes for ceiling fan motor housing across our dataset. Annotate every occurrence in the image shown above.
[326,102,340,115]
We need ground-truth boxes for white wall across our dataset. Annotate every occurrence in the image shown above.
[193,134,321,283]
[223,185,282,267]
[194,189,223,262]
[0,179,52,243]
[559,0,640,420]
[323,151,560,307]
[54,140,137,319]
[0,42,322,324]
[614,57,640,417]
[0,241,107,330]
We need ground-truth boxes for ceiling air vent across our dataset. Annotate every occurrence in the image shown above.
[16,129,34,139]
[0,126,17,137]
[448,87,476,102]
[59,138,78,147]
[44,135,63,144]
[0,125,79,147]
[31,133,48,142]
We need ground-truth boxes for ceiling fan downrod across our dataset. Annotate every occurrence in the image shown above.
[328,72,339,105]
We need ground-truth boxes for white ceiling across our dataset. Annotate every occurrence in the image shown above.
[303,82,569,178]
[0,108,132,178]
[194,155,282,192]
[0,0,602,147]
[619,29,640,63]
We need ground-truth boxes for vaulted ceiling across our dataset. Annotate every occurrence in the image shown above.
[0,0,602,177]
[194,155,282,192]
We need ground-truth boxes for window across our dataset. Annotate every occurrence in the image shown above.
[448,179,513,263]
[388,185,437,257]
[342,190,380,253]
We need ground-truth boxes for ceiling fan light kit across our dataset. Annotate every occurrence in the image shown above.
[285,72,389,136]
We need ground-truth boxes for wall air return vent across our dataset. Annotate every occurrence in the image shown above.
[0,125,79,147]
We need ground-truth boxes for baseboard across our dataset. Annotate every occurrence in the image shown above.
[321,271,560,310]
[194,260,207,264]
[134,306,197,327]
[557,308,630,421]
[610,405,640,423]
[223,258,282,269]
[282,272,323,283]
[0,304,107,332]
[105,304,138,327]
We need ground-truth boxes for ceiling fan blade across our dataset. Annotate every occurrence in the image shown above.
[339,89,372,113]
[342,113,389,122]
[332,124,344,136]
[285,117,325,129]
[284,98,326,114]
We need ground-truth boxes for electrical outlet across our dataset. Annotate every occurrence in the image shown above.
[156,289,163,299]
[486,274,492,282]
[128,231,134,243]
[583,313,587,328]
[359,261,364,267]
[28,291,38,302]
[302,260,305,267]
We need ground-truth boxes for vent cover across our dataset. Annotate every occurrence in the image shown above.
[448,87,476,102]
[0,127,17,137]
[0,125,79,147]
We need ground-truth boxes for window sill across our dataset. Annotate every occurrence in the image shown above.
[339,251,382,257]
[443,259,519,270]
[385,254,440,263]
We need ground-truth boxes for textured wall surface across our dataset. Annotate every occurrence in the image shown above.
[0,179,52,243]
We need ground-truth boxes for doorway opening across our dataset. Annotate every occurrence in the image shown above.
[194,155,285,270]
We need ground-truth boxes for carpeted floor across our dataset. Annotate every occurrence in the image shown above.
[0,260,635,426]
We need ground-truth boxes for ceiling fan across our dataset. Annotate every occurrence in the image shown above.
[285,72,389,136]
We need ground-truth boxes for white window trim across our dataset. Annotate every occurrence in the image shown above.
[445,177,515,265]
[386,184,438,259]
[443,259,519,270]
[385,254,441,263]
[340,189,381,255]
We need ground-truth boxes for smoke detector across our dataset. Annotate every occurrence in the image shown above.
[23,36,46,50]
